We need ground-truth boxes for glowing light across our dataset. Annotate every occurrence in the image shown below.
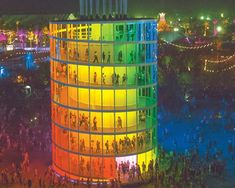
[161,39,214,50]
[173,27,179,32]
[0,66,10,79]
[204,64,235,73]
[25,53,37,70]
[0,33,7,42]
[16,75,24,83]
[204,54,235,73]
[159,12,166,19]
[185,93,190,102]
[216,26,222,32]
[6,45,14,51]
[204,53,235,64]
[200,16,205,20]
[0,66,4,75]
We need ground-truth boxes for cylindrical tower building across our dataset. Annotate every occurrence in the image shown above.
[50,19,157,181]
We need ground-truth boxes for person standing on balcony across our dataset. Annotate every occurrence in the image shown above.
[93,51,99,63]
[94,72,97,84]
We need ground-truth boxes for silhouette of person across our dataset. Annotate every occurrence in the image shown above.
[93,51,99,63]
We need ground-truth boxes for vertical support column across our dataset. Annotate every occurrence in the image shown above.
[109,0,112,18]
[85,0,88,18]
[96,0,100,18]
[119,0,123,18]
[79,0,85,18]
[102,0,106,18]
[90,0,93,18]
[123,0,128,18]
[115,0,119,18]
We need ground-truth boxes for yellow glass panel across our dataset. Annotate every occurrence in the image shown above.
[77,42,88,62]
[103,135,114,155]
[89,24,101,40]
[78,88,89,107]
[102,67,114,85]
[90,44,101,64]
[115,112,126,131]
[90,112,102,131]
[78,66,89,84]
[103,90,114,107]
[103,113,114,130]
[90,66,101,85]
[68,64,77,85]
[146,150,154,163]
[115,90,126,107]
[127,111,137,130]
[68,87,78,108]
[137,152,146,172]
[90,89,101,108]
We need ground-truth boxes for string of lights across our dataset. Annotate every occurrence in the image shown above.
[204,53,235,64]
[203,53,235,72]
[204,62,235,73]
[160,39,234,72]
[1,51,49,62]
[161,39,214,50]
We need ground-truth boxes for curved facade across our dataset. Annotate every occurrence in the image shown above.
[50,19,157,180]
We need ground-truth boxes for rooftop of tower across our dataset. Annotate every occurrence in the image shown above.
[50,17,156,24]
[49,1,157,23]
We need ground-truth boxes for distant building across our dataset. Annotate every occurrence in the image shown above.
[158,13,170,32]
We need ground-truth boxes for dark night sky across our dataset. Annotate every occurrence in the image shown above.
[0,0,234,16]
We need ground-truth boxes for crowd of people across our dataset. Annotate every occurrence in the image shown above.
[0,142,227,188]
[2,79,223,188]
[52,106,148,133]
[67,130,152,155]
[60,43,150,66]
[1,46,235,188]
[54,62,152,87]
[0,56,52,187]
[0,89,51,154]
[0,105,230,188]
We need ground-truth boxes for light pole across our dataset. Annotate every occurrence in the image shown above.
[28,31,34,48]
[204,21,209,37]
[16,21,20,32]
[213,19,218,37]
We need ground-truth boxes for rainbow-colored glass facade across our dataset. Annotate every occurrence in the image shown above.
[50,19,157,180]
